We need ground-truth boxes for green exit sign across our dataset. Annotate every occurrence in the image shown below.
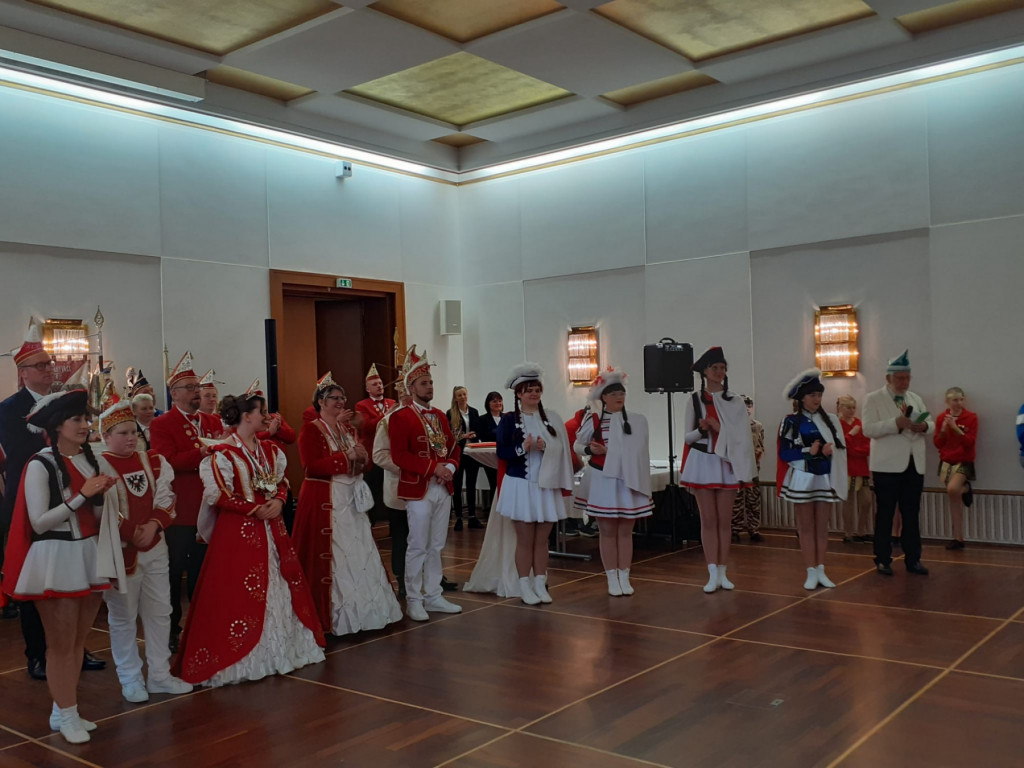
[335,278,353,289]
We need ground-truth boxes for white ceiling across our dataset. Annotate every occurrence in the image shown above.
[1,0,1023,174]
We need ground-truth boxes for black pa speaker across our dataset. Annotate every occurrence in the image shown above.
[644,339,694,393]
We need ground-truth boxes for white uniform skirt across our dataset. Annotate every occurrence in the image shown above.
[680,449,742,490]
[573,469,653,519]
[780,469,840,503]
[13,536,110,600]
[496,476,567,524]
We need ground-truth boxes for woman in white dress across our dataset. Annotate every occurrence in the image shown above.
[294,373,402,636]
[778,369,848,590]
[573,368,653,596]
[2,389,119,743]
[493,363,574,605]
[173,386,325,687]
[680,347,757,593]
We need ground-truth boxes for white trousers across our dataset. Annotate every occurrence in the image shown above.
[103,538,174,685]
[404,481,451,605]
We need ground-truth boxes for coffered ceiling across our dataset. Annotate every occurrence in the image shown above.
[1,0,1023,173]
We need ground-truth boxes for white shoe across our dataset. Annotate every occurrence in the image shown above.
[406,602,429,621]
[147,676,193,695]
[519,576,542,605]
[49,713,97,732]
[703,564,719,593]
[817,565,836,588]
[60,722,90,744]
[717,565,735,591]
[533,574,553,604]
[606,570,623,597]
[804,567,820,590]
[121,680,150,703]
[617,569,634,596]
[423,596,462,614]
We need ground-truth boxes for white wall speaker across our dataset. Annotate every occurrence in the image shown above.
[439,299,462,335]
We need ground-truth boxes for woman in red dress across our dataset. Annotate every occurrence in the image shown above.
[934,386,978,550]
[173,386,324,686]
[2,389,118,743]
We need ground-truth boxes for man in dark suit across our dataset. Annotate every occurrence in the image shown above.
[149,351,220,652]
[0,317,105,678]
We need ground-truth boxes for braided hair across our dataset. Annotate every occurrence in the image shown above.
[44,418,102,499]
[698,368,734,404]
[513,382,557,437]
[599,383,632,435]
[792,398,845,450]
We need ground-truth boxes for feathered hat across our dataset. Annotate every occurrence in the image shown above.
[26,389,89,434]
[886,349,911,373]
[166,350,197,388]
[505,362,543,391]
[400,345,433,389]
[783,368,825,400]
[587,366,627,402]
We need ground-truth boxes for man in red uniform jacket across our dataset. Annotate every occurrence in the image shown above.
[388,347,460,621]
[148,351,220,651]
[354,364,395,522]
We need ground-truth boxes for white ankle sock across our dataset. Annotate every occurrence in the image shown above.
[606,570,623,596]
[816,564,836,588]
[533,573,552,603]
[519,576,541,605]
[717,565,734,590]
[58,705,89,744]
[617,568,634,595]
[704,564,719,593]
[804,567,819,590]
[50,702,95,731]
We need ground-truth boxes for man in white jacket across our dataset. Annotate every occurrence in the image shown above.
[861,350,934,576]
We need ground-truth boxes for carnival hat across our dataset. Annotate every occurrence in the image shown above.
[886,349,911,373]
[400,345,433,389]
[166,351,198,388]
[13,317,49,367]
[505,362,543,390]
[692,346,726,373]
[199,369,218,389]
[587,366,627,402]
[243,378,264,399]
[365,363,382,383]
[783,368,825,400]
[26,389,89,434]
[126,367,152,397]
[99,398,136,434]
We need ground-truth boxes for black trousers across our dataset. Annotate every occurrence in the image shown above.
[166,525,207,637]
[20,599,46,661]
[873,459,924,568]
[452,456,479,520]
[365,465,388,524]
[388,507,409,580]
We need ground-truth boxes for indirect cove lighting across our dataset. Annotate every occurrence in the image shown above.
[815,305,859,377]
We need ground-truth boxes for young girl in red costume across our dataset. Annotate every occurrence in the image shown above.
[679,347,757,593]
[173,383,325,686]
[2,389,119,744]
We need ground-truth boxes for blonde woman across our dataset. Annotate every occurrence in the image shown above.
[837,395,872,543]
[447,386,482,531]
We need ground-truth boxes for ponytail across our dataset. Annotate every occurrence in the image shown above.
[621,406,632,435]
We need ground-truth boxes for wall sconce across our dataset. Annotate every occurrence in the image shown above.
[43,318,90,384]
[814,305,859,376]
[567,326,599,385]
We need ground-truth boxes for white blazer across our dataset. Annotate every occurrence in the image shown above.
[861,386,934,474]
[372,412,405,511]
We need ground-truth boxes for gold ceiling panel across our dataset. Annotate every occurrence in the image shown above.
[897,0,1024,34]
[432,133,488,148]
[602,71,718,107]
[345,52,572,126]
[206,66,314,102]
[595,0,875,61]
[27,0,338,55]
[370,0,565,43]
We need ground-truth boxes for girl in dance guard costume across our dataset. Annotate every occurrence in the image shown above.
[573,368,653,596]
[680,347,757,593]
[1,389,121,743]
[777,369,848,590]
[98,399,193,703]
[293,372,401,635]
[494,363,574,605]
[173,382,325,686]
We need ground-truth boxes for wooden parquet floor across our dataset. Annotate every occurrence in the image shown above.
[2,528,1023,767]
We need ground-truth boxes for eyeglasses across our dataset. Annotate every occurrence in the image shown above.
[18,361,55,372]
[172,384,200,392]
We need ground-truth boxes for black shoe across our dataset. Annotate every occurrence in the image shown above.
[168,633,180,654]
[749,532,763,543]
[892,537,902,548]
[945,540,965,550]
[82,651,106,671]
[563,527,580,538]
[2,603,19,620]
[578,523,599,538]
[440,575,459,592]
[876,562,893,576]
[842,536,856,544]
[906,562,929,575]
[468,517,483,529]
[27,657,46,681]
[453,519,464,532]
[731,532,741,543]
[855,534,874,543]
[397,584,407,600]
